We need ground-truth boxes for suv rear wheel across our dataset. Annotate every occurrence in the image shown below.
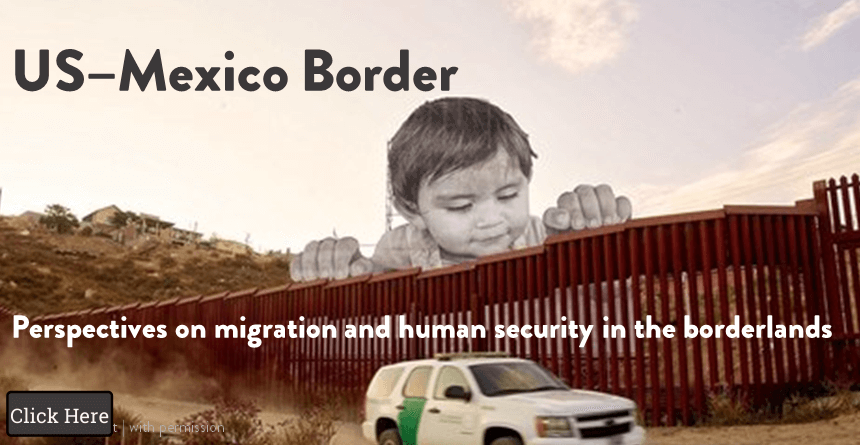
[490,437,523,445]
[378,428,402,445]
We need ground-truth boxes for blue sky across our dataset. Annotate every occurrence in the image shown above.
[1,0,858,253]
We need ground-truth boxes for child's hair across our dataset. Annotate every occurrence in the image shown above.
[388,97,537,214]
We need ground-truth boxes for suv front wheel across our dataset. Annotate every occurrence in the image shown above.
[378,428,402,445]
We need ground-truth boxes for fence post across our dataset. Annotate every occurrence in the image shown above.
[813,180,844,380]
[470,292,484,352]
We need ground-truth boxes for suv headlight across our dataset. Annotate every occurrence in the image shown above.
[535,416,573,438]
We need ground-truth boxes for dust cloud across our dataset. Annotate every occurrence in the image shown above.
[0,331,298,427]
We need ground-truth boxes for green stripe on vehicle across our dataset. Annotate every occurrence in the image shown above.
[397,397,426,445]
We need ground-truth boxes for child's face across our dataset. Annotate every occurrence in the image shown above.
[411,148,531,261]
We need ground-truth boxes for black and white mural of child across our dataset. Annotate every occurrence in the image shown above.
[289,97,632,282]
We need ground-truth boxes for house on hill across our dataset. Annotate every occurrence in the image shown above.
[171,227,204,244]
[138,212,175,238]
[82,205,123,226]
[81,205,202,246]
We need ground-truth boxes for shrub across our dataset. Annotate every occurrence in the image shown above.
[40,204,79,234]
[177,398,269,445]
[782,383,858,424]
[704,390,751,426]
[703,383,860,427]
[33,406,163,445]
[270,401,341,445]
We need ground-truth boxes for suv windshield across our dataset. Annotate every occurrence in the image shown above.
[469,361,567,397]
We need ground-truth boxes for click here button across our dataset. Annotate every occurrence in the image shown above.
[6,391,113,437]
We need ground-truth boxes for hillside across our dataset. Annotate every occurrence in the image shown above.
[0,216,293,316]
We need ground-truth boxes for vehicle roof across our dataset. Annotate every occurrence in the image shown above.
[376,355,532,370]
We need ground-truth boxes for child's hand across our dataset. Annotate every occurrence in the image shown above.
[289,236,374,282]
[543,184,632,232]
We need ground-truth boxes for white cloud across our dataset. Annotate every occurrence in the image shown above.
[631,75,860,215]
[506,0,639,74]
[800,0,860,51]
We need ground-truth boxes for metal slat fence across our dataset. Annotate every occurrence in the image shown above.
[816,174,860,380]
[2,174,858,427]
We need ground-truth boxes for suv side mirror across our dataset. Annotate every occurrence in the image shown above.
[444,385,471,402]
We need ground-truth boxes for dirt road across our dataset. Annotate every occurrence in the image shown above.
[106,393,860,445]
[329,415,860,445]
[644,412,860,445]
[25,381,860,445]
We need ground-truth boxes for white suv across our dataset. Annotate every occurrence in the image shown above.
[361,353,645,445]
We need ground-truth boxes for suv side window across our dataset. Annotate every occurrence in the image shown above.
[433,366,470,400]
[402,366,433,398]
[367,367,405,398]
